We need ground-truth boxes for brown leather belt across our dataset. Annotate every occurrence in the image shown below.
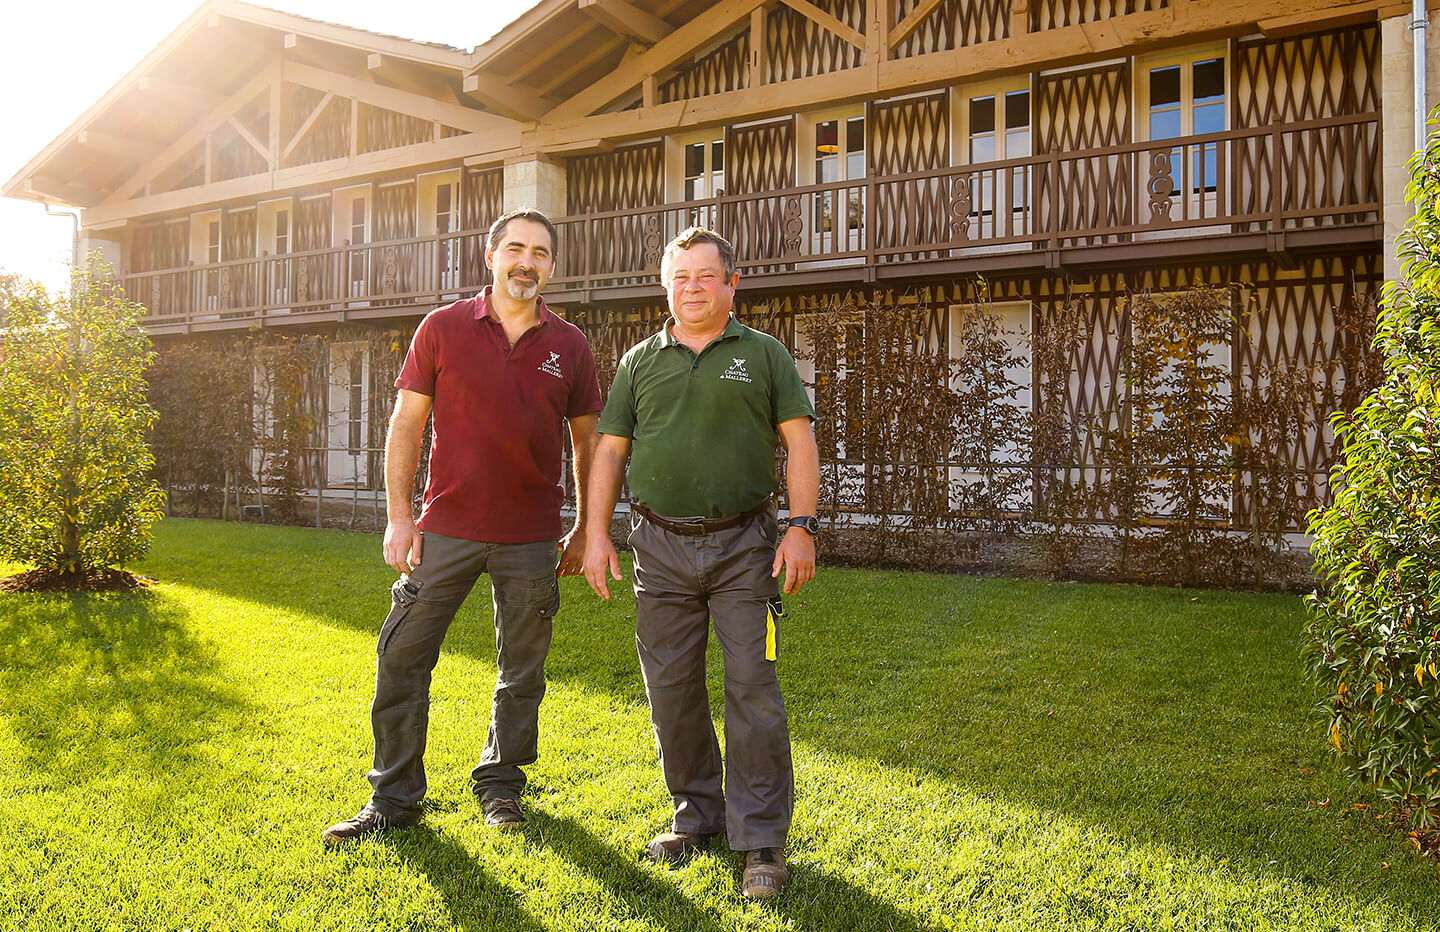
[632,499,771,537]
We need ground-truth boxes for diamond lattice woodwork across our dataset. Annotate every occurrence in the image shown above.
[870,93,951,260]
[766,0,865,84]
[1030,0,1166,31]
[659,29,749,103]
[1036,62,1132,247]
[891,0,1011,59]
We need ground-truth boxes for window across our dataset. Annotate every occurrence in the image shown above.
[274,210,289,256]
[812,114,865,254]
[347,354,364,456]
[1138,47,1228,225]
[207,221,221,265]
[683,138,725,200]
[960,86,1031,239]
[436,181,459,288]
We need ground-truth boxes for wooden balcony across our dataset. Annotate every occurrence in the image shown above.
[123,113,1381,334]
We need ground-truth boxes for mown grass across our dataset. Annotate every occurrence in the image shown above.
[0,518,1435,931]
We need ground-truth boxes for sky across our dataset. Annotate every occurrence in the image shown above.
[0,1,520,295]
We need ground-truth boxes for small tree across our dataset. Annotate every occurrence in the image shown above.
[1306,113,1440,831]
[0,261,165,579]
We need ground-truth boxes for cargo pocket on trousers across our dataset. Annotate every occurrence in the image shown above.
[378,575,423,655]
[535,581,560,621]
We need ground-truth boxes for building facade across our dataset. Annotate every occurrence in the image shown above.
[5,0,1439,566]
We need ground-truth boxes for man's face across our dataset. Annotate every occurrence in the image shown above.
[485,219,555,301]
[666,243,738,332]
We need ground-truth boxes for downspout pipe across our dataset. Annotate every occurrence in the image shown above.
[44,203,80,292]
[1416,0,1429,155]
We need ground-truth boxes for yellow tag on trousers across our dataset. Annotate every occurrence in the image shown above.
[764,595,783,662]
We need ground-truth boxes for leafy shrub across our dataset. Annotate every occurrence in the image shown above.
[0,262,165,573]
[1305,114,1440,828]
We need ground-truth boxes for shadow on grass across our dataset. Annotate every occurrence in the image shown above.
[144,520,1439,913]
[388,827,546,932]
[0,588,256,795]
[527,812,931,932]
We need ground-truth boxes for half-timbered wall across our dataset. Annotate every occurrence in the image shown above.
[890,0,1011,59]
[870,93,951,259]
[568,143,665,284]
[723,119,797,267]
[766,0,866,84]
[358,105,433,155]
[130,220,188,273]
[374,181,418,302]
[460,166,503,290]
[1030,0,1167,32]
[659,30,749,103]
[1232,25,1382,231]
[1036,62,1133,246]
[283,84,350,167]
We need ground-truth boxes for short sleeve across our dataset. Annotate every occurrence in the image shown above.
[567,334,604,418]
[395,314,438,396]
[768,340,817,426]
[596,353,638,439]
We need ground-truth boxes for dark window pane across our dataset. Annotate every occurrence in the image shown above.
[1005,90,1029,130]
[685,142,705,177]
[847,116,865,153]
[1150,65,1180,107]
[1193,58,1225,103]
[969,96,995,135]
[711,140,724,171]
[436,184,450,213]
[684,177,699,200]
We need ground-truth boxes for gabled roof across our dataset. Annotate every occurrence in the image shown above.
[4,0,715,209]
[2,0,484,208]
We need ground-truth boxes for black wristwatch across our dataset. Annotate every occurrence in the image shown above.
[786,515,820,536]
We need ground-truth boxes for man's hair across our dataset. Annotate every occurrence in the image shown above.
[661,227,737,283]
[487,208,559,258]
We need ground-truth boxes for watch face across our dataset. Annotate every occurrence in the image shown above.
[791,516,819,535]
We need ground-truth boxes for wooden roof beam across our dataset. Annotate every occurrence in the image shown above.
[544,0,770,121]
[535,36,631,97]
[780,0,867,50]
[461,72,556,123]
[77,129,163,163]
[138,74,224,113]
[25,177,105,208]
[284,62,513,134]
[579,0,672,46]
[889,0,945,47]
[367,52,462,102]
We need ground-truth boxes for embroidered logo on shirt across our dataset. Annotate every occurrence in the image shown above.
[538,351,564,379]
[721,356,752,383]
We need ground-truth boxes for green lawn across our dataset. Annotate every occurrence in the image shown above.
[0,518,1435,931]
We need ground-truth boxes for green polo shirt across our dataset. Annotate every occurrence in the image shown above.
[598,315,817,518]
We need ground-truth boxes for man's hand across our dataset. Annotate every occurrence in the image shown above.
[384,519,423,575]
[582,534,624,600]
[557,523,587,576]
[771,526,815,595]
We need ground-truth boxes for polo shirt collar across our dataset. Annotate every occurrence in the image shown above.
[659,314,745,348]
[472,284,555,326]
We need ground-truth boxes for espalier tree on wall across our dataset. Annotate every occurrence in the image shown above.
[0,260,165,578]
[1306,109,1440,831]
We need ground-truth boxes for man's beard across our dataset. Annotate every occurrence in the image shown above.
[504,273,539,300]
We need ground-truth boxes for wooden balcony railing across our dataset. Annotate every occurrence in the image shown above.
[120,113,1379,329]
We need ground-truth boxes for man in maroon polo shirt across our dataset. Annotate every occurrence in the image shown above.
[323,208,602,844]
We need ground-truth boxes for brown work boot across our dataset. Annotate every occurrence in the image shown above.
[646,830,719,866]
[481,796,526,831]
[320,805,412,846]
[742,847,789,899]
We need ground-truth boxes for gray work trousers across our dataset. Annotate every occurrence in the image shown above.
[630,504,793,851]
[366,532,559,820]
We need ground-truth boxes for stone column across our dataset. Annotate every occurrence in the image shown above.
[502,155,567,218]
[1381,9,1440,283]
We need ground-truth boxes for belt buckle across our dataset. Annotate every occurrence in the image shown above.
[674,519,707,535]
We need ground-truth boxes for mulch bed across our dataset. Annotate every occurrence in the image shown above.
[0,567,155,593]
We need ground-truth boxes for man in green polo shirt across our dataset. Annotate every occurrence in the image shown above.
[583,227,819,900]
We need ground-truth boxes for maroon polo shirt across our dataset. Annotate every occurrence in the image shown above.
[395,286,602,543]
